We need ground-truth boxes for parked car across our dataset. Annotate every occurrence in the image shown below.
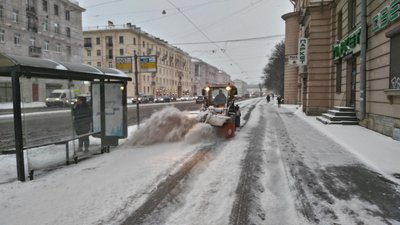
[45,89,76,107]
[131,95,154,104]
[155,96,171,103]
[180,95,192,101]
[195,95,205,104]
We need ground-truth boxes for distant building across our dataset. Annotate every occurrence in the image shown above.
[0,0,86,102]
[232,79,248,97]
[83,23,192,98]
[191,57,232,95]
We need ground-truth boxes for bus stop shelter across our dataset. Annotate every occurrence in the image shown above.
[0,53,132,181]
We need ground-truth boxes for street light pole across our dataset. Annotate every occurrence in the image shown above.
[134,53,140,127]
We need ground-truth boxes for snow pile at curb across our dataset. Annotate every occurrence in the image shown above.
[128,107,200,145]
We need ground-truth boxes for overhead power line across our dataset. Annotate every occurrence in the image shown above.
[170,34,284,45]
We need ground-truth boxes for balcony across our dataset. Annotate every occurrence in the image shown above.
[26,6,36,15]
[84,43,92,48]
[29,46,42,57]
[28,25,38,33]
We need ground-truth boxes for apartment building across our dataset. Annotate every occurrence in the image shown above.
[282,0,400,137]
[0,0,85,102]
[191,57,232,96]
[83,22,192,98]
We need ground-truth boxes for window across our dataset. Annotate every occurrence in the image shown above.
[119,48,124,55]
[65,10,70,21]
[348,0,356,29]
[0,29,4,42]
[87,62,92,65]
[107,37,113,46]
[66,27,71,38]
[133,37,136,45]
[66,46,71,56]
[108,49,113,59]
[44,40,49,50]
[336,62,342,93]
[108,62,113,68]
[97,62,101,67]
[0,6,3,18]
[42,0,48,12]
[30,37,35,46]
[12,10,18,22]
[43,20,48,31]
[54,4,59,16]
[119,36,124,44]
[0,82,12,102]
[54,23,59,33]
[56,43,61,53]
[84,37,91,44]
[97,50,101,56]
[87,50,91,56]
[337,11,343,40]
[142,41,145,47]
[14,33,20,45]
[96,37,100,45]
[390,34,400,89]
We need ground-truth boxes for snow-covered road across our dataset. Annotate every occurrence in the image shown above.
[1,98,399,225]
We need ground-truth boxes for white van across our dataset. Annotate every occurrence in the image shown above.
[45,89,76,107]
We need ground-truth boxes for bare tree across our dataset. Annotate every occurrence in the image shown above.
[262,40,285,96]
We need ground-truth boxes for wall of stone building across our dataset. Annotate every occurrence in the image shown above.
[282,12,300,104]
[303,7,335,115]
[363,1,400,137]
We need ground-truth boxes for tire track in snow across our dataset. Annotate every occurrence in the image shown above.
[121,101,260,225]
[230,102,267,225]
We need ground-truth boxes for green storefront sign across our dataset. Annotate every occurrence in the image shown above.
[333,27,361,60]
[372,0,400,33]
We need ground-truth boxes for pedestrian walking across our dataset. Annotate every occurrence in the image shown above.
[277,95,282,108]
[266,94,271,103]
[72,96,92,152]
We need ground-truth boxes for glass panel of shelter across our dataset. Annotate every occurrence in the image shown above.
[18,77,95,176]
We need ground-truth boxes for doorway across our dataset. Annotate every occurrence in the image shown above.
[346,58,357,107]
[32,83,39,101]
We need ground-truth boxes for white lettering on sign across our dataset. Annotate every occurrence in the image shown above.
[298,38,308,65]
[115,57,132,64]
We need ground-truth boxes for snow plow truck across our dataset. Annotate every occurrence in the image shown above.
[198,84,241,138]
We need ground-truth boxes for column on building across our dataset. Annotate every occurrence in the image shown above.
[282,12,300,104]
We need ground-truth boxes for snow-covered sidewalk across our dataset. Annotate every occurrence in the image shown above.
[281,104,400,184]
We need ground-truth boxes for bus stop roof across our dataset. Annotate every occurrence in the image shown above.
[0,53,131,81]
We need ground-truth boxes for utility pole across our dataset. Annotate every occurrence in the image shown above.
[134,53,140,127]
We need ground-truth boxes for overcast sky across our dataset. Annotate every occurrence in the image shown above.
[78,0,294,85]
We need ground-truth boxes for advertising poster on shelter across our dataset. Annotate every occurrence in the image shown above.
[104,83,124,137]
[92,83,101,133]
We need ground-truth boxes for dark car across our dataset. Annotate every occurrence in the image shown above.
[132,95,154,104]
[195,95,205,104]
[155,96,171,103]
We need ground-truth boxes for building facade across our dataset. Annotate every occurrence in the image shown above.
[83,22,192,99]
[191,57,232,96]
[282,0,400,137]
[232,79,248,97]
[0,0,85,102]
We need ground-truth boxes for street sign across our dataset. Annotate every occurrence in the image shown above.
[288,55,298,65]
[298,38,308,65]
[139,55,157,73]
[115,56,133,73]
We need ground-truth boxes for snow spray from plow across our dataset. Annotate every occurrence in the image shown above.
[127,107,216,145]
